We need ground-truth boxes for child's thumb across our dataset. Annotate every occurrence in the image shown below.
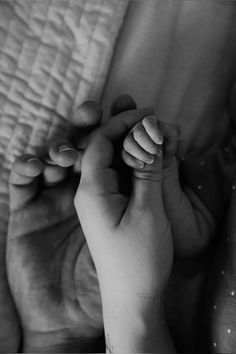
[132,146,163,210]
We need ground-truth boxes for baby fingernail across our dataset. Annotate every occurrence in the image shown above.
[157,135,164,145]
[138,161,145,169]
[147,156,155,165]
[58,144,74,153]
[27,157,39,164]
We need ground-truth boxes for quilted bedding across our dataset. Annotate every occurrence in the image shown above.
[0,0,128,201]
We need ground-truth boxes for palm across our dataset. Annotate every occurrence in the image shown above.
[7,178,103,351]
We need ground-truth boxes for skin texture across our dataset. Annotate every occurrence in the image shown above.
[7,101,104,353]
[6,96,138,352]
[122,116,215,259]
[75,107,175,352]
[8,95,236,352]
[120,109,216,353]
[119,96,236,352]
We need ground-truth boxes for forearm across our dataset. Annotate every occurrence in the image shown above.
[102,294,175,353]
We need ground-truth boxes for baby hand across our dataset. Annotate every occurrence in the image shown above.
[122,116,179,179]
[122,115,213,259]
[122,115,164,174]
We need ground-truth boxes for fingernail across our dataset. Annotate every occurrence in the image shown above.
[58,144,74,153]
[27,157,39,164]
[138,161,145,169]
[157,135,164,145]
[146,156,155,165]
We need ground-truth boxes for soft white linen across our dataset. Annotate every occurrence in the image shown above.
[0,0,128,246]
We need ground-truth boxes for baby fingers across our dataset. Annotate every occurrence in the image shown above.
[122,116,163,169]
[141,115,163,146]
[123,131,156,166]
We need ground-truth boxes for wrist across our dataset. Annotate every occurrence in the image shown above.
[102,294,175,352]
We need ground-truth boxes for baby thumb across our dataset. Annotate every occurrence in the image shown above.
[132,146,163,210]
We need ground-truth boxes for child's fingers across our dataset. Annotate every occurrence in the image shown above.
[132,121,161,155]
[122,149,145,170]
[123,132,155,165]
[48,139,79,167]
[142,115,163,145]
[9,154,44,211]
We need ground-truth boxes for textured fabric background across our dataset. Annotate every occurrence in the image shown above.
[0,0,128,258]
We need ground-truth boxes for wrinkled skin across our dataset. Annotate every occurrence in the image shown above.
[6,97,137,352]
[8,182,103,352]
[7,102,104,353]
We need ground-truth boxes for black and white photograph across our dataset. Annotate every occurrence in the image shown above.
[0,0,236,352]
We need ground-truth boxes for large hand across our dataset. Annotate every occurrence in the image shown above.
[75,106,174,352]
[7,101,104,353]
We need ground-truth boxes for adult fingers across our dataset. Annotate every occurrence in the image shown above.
[69,100,103,149]
[9,154,44,211]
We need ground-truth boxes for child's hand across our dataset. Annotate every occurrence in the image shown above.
[122,115,214,259]
[122,115,163,172]
[75,108,174,352]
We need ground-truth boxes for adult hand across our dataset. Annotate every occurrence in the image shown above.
[75,106,174,352]
[7,101,104,353]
